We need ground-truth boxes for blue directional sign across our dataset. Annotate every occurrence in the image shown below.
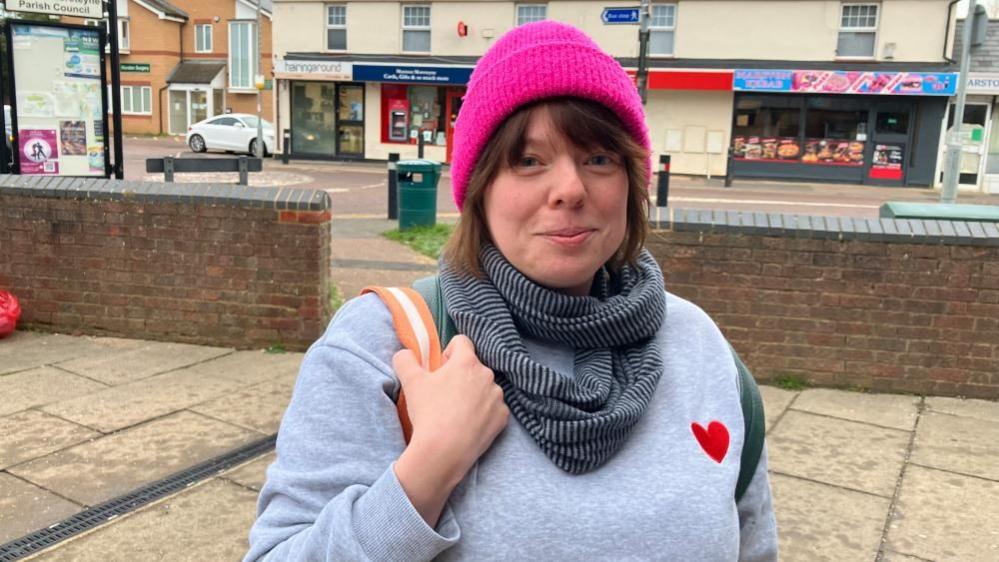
[601,7,641,24]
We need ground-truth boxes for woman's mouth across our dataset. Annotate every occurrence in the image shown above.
[542,228,595,247]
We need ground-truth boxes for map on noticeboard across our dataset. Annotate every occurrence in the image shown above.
[10,24,108,177]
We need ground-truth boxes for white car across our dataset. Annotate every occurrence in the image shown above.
[186,113,275,156]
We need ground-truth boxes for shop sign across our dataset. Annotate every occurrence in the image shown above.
[733,69,957,96]
[353,64,473,85]
[274,60,353,80]
[6,0,102,18]
[967,73,999,94]
[869,144,904,180]
[120,63,150,73]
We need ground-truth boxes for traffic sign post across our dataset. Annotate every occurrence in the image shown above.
[601,7,641,24]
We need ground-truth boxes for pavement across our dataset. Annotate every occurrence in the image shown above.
[2,176,999,560]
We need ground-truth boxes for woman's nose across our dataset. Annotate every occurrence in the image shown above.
[547,159,586,208]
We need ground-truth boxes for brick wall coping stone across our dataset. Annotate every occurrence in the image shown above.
[0,174,330,211]
[650,207,999,247]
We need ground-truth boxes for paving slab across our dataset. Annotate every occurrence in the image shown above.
[909,411,999,481]
[758,385,797,433]
[0,473,82,544]
[791,388,920,431]
[41,369,243,433]
[0,332,114,375]
[189,377,295,435]
[767,410,910,497]
[0,367,107,417]
[886,465,999,561]
[54,342,233,386]
[771,473,889,562]
[30,479,258,562]
[881,551,933,561]
[222,451,275,492]
[8,411,261,507]
[0,410,99,470]
[924,396,999,423]
[182,349,304,387]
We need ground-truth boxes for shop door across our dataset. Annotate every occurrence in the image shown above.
[445,88,465,162]
[943,102,990,188]
[169,90,189,136]
[291,82,336,157]
[335,83,364,159]
[866,102,914,186]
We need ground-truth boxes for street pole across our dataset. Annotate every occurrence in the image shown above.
[254,0,263,159]
[636,0,650,105]
[940,0,977,204]
[107,0,124,178]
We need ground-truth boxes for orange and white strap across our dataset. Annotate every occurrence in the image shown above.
[361,286,443,444]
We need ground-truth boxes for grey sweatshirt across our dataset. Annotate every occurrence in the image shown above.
[245,291,778,561]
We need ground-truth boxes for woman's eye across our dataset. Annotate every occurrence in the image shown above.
[587,154,615,166]
[518,156,540,168]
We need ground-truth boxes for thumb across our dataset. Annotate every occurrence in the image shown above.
[393,349,425,388]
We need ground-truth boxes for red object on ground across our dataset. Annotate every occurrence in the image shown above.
[0,290,21,339]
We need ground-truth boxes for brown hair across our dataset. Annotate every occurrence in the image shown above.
[442,97,650,277]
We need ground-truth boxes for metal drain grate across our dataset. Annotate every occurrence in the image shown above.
[0,435,276,561]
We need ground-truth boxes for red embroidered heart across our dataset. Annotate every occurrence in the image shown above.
[691,421,730,463]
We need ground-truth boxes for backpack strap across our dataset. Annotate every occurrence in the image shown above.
[732,346,765,504]
[412,275,457,348]
[361,285,443,444]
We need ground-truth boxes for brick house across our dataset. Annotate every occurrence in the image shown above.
[67,0,274,136]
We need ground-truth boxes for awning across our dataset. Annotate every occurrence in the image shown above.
[166,61,226,85]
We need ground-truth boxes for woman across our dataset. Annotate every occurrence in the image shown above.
[246,21,777,561]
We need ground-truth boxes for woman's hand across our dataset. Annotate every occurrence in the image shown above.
[393,335,509,526]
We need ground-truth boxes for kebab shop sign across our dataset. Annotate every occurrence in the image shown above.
[734,69,957,96]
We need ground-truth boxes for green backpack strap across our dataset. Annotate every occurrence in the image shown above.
[732,345,765,503]
[412,275,457,348]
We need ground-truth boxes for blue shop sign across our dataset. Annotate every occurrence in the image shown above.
[733,69,957,96]
[733,70,794,92]
[353,64,473,84]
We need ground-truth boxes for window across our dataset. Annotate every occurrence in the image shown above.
[327,5,347,50]
[381,84,450,145]
[837,3,878,57]
[402,5,431,53]
[516,4,547,25]
[195,24,213,53]
[229,21,258,90]
[87,18,129,51]
[649,4,676,56]
[121,85,152,114]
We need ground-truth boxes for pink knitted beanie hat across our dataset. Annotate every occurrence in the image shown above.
[450,21,652,211]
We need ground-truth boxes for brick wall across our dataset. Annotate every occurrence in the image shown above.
[0,175,331,351]
[649,209,999,399]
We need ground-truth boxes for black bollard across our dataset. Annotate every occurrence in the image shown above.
[724,146,734,188]
[418,132,425,159]
[388,152,400,220]
[656,154,670,208]
[281,129,290,165]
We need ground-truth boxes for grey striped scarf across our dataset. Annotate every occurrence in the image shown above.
[438,244,667,474]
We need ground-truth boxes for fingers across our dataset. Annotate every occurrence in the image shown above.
[393,349,424,388]
[443,335,476,364]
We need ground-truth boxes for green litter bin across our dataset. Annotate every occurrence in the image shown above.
[397,159,442,230]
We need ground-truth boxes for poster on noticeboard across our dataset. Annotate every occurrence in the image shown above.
[733,69,957,96]
[8,23,109,177]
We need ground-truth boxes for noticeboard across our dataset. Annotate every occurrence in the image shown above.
[7,23,110,177]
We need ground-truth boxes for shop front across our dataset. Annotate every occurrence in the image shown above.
[730,69,956,187]
[274,59,364,159]
[935,73,999,194]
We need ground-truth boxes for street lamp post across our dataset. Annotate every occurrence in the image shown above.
[254,0,264,159]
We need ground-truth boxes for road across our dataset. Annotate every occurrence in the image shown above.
[124,135,999,219]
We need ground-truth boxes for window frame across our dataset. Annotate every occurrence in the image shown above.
[121,85,152,115]
[195,24,213,53]
[648,3,677,58]
[837,2,879,59]
[326,4,347,51]
[516,4,547,26]
[401,5,431,54]
[228,20,259,91]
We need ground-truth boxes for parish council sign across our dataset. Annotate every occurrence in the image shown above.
[5,0,103,19]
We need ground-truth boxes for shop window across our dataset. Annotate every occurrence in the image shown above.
[876,111,909,135]
[381,84,447,146]
[229,21,258,90]
[837,3,878,58]
[734,98,801,138]
[196,24,213,53]
[122,85,151,115]
[402,5,431,53]
[649,4,676,56]
[327,5,347,51]
[517,4,547,25]
[805,109,867,139]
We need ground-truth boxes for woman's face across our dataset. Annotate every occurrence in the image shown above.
[483,106,629,297]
